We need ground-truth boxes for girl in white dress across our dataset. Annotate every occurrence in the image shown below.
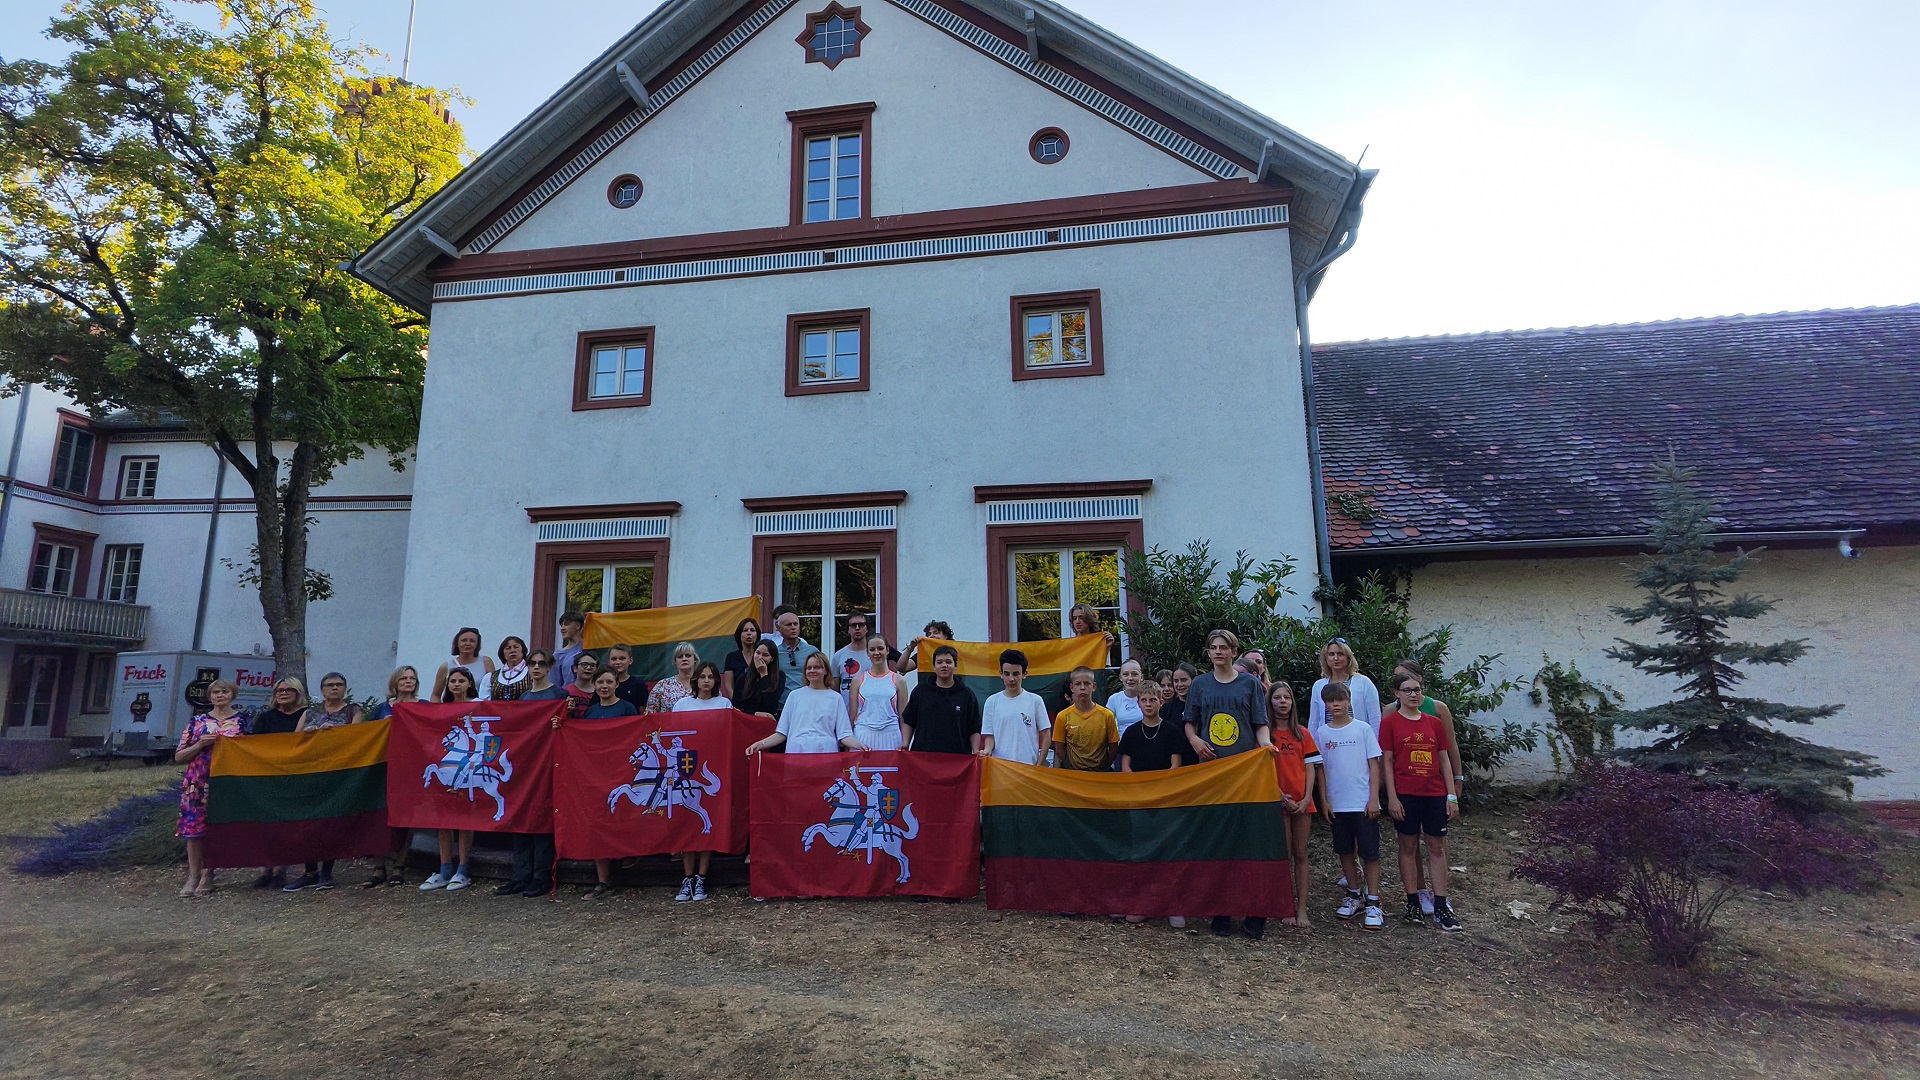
[1105,658,1145,738]
[848,635,909,751]
[747,653,866,755]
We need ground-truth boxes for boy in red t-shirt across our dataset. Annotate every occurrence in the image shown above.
[1380,670,1461,931]
[1269,681,1321,929]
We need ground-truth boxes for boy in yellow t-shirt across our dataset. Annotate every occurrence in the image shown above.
[1052,667,1119,770]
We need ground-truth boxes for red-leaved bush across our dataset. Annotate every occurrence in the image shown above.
[1513,764,1877,966]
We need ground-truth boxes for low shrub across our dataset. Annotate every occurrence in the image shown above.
[1512,764,1876,966]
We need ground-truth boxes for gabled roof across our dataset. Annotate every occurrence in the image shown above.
[1315,306,1920,552]
[349,0,1363,313]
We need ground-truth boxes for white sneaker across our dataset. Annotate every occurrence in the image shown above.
[1335,893,1363,920]
[418,871,449,891]
[1417,888,1436,915]
[691,876,708,902]
[1363,904,1385,930]
[1169,916,1186,928]
[446,871,471,892]
[674,876,695,903]
[1337,874,1350,889]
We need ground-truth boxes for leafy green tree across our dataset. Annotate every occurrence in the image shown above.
[1603,458,1882,811]
[0,0,466,684]
[1118,541,1295,672]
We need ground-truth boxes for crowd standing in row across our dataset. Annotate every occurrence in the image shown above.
[173,607,1468,935]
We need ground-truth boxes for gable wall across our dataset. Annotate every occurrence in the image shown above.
[487,1,1214,254]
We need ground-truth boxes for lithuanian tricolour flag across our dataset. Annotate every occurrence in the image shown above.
[916,635,1109,709]
[583,596,759,682]
[981,748,1294,919]
[201,721,400,869]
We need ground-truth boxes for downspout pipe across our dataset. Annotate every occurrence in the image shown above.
[191,449,228,650]
[0,383,34,572]
[1296,171,1375,598]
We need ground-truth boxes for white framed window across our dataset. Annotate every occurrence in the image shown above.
[804,132,862,222]
[560,561,655,623]
[776,554,879,655]
[83,653,115,714]
[1024,308,1091,369]
[1011,546,1124,665]
[119,457,159,499]
[103,544,143,603]
[802,326,860,384]
[28,542,79,596]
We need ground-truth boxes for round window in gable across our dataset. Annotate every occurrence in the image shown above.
[607,175,643,209]
[1029,128,1070,165]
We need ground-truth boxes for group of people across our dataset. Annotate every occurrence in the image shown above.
[172,605,1469,938]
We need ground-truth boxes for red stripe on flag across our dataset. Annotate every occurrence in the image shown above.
[553,710,774,859]
[387,702,563,833]
[985,857,1294,919]
[749,751,981,899]
[201,812,402,869]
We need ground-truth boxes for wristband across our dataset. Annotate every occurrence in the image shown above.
[1446,794,1458,802]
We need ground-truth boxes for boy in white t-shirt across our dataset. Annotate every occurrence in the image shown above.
[1317,682,1385,930]
[979,649,1051,765]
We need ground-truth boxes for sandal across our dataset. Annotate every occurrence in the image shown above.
[580,882,612,901]
[194,884,215,898]
[361,873,389,889]
[385,873,405,887]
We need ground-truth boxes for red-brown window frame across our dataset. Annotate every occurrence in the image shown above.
[1010,290,1104,382]
[788,102,876,227]
[27,522,98,597]
[795,3,871,69]
[985,520,1144,645]
[752,529,897,648]
[529,538,672,652]
[46,412,107,498]
[1028,127,1070,165]
[573,326,655,411]
[786,308,871,396]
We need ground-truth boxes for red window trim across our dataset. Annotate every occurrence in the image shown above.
[10,645,77,739]
[572,326,655,411]
[28,522,99,596]
[117,455,160,499]
[529,538,672,651]
[788,102,876,227]
[1028,127,1070,165]
[752,529,897,646]
[525,501,682,523]
[785,308,872,397]
[46,415,107,499]
[796,3,871,69]
[974,479,1153,503]
[1010,289,1104,381]
[741,490,905,513]
[606,174,643,208]
[985,520,1144,643]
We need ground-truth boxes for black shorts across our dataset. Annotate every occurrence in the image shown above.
[1329,812,1380,861]
[1393,794,1450,838]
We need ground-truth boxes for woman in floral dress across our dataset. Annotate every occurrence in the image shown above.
[174,680,250,897]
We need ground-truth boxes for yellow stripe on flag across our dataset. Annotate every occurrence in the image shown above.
[918,635,1108,678]
[210,718,390,778]
[583,596,761,649]
[981,745,1281,810]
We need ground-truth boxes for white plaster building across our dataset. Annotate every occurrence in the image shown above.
[352,0,1369,672]
[0,383,412,767]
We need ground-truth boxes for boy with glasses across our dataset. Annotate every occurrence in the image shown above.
[831,613,898,699]
[1381,670,1461,931]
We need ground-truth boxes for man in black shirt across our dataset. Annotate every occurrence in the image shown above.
[900,645,982,754]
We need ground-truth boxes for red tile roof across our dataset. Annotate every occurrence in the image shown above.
[1315,306,1920,551]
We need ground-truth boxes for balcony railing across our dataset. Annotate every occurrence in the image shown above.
[0,588,149,647]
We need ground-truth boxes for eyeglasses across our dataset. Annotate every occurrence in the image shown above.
[529,660,552,668]
[1327,638,1348,646]
[1397,685,1424,694]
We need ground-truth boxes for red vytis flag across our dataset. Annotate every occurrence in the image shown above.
[749,751,981,900]
[387,701,562,833]
[554,709,774,859]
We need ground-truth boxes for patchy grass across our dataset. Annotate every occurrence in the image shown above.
[0,760,178,839]
[0,795,1913,1079]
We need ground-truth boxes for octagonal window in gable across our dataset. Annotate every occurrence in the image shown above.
[798,4,870,69]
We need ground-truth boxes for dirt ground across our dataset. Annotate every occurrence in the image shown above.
[1,768,1916,1079]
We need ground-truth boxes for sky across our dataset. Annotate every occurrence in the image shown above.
[4,0,1917,341]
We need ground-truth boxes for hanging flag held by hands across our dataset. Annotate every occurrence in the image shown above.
[554,709,774,859]
[202,720,400,869]
[917,634,1109,708]
[749,750,980,900]
[982,748,1293,919]
[582,596,760,682]
[387,701,562,833]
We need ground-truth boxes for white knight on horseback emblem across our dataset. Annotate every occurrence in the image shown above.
[801,766,919,883]
[609,730,723,834]
[422,715,514,822]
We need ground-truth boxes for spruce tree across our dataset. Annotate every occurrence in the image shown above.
[1603,458,1883,812]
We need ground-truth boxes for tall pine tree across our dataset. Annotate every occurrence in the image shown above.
[1603,457,1882,812]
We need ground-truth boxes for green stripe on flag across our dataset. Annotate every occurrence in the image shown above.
[584,635,736,684]
[206,763,388,825]
[982,802,1285,864]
